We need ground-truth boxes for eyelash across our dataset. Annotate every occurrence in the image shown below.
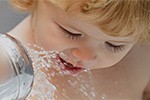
[64,32,82,40]
[59,25,82,40]
[59,25,125,53]
[105,41,125,53]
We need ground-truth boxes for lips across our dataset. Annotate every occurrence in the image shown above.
[57,54,85,75]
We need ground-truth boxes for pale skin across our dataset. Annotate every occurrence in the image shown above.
[8,1,150,100]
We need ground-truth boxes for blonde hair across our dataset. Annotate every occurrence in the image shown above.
[11,0,150,42]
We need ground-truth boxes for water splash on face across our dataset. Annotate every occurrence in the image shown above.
[24,44,96,100]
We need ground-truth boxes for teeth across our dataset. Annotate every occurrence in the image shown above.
[63,62,74,68]
[60,52,68,58]
[63,62,68,66]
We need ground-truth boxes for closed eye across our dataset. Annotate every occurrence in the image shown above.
[105,41,125,53]
[58,24,82,40]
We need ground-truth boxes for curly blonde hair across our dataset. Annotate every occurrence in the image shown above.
[11,0,150,42]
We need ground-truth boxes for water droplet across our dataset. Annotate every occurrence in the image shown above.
[24,44,96,100]
[101,93,107,100]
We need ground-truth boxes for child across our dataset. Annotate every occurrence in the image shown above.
[9,0,150,99]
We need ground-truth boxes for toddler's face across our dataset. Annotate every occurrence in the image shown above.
[33,1,136,71]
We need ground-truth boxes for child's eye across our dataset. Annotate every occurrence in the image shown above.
[64,31,82,40]
[58,25,82,40]
[105,41,125,53]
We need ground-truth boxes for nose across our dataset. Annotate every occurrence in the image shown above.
[71,47,97,61]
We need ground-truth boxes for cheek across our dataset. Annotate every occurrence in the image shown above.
[99,44,134,69]
[34,32,65,51]
[33,18,59,49]
[91,50,130,69]
[33,21,73,50]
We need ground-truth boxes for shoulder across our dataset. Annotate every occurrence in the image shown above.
[120,41,150,75]
[127,41,150,62]
[123,42,150,100]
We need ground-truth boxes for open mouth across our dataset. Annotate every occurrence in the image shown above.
[56,54,85,75]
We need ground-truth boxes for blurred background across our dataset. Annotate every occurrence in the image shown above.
[0,0,28,33]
